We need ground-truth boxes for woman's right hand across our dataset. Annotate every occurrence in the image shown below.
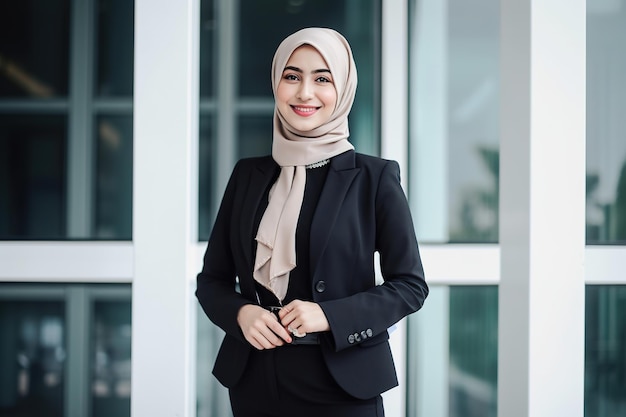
[237,304,293,349]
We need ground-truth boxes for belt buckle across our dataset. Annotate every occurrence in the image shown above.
[267,305,282,320]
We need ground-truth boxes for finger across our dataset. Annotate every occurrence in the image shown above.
[249,329,281,350]
[268,319,292,343]
[278,302,300,325]
[261,314,290,345]
[278,300,302,318]
[245,333,265,350]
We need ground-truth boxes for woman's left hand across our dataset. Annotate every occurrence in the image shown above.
[278,300,330,337]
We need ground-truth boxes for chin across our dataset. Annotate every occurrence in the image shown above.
[288,120,322,132]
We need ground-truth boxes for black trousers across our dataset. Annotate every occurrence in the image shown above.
[228,345,385,417]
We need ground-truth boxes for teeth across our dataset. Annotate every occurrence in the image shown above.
[294,106,316,113]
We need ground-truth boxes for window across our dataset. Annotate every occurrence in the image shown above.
[585,285,626,416]
[0,284,131,417]
[407,285,498,417]
[408,0,500,244]
[0,0,134,240]
[586,0,626,244]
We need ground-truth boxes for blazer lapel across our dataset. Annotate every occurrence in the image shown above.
[310,151,360,279]
[239,157,279,274]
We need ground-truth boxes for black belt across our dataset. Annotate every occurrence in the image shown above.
[263,306,321,345]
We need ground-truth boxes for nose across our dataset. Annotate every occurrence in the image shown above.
[296,80,313,101]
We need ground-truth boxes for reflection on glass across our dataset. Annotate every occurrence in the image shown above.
[409,0,499,243]
[199,115,215,241]
[449,286,498,417]
[95,0,135,97]
[239,115,273,160]
[0,115,67,239]
[0,0,70,98]
[196,306,232,417]
[407,285,497,416]
[91,300,131,417]
[0,301,66,417]
[587,0,626,244]
[199,0,215,99]
[95,115,133,239]
[585,285,626,416]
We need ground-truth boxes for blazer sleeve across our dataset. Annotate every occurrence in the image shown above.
[196,161,251,342]
[319,160,428,351]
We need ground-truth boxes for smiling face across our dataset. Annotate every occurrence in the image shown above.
[276,45,338,132]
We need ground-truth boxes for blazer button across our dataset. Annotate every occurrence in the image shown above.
[366,328,373,337]
[348,334,355,344]
[354,332,361,342]
[315,280,326,293]
[361,330,368,340]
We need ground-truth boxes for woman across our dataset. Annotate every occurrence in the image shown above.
[196,27,428,417]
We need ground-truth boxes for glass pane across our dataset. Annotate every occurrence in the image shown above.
[96,0,135,97]
[407,285,498,417]
[237,0,380,154]
[0,0,71,98]
[199,115,215,241]
[585,285,626,416]
[196,306,232,417]
[239,115,273,160]
[91,300,131,417]
[409,0,500,243]
[199,0,215,98]
[0,300,66,417]
[449,286,498,417]
[586,0,626,244]
[0,115,67,239]
[94,115,133,239]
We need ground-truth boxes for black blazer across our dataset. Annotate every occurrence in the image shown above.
[196,150,428,399]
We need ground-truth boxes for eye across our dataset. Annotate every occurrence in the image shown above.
[283,73,299,81]
[316,76,332,83]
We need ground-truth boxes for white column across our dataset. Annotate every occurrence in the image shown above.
[498,1,586,416]
[381,2,408,416]
[132,1,199,416]
[382,0,409,183]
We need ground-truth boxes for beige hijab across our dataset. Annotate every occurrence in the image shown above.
[253,28,358,302]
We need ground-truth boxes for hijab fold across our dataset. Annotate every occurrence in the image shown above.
[253,28,358,302]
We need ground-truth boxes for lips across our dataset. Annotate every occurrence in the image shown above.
[291,105,319,117]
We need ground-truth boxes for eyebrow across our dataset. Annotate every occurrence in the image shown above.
[283,65,331,74]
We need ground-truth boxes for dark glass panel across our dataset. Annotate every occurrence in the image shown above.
[96,0,135,97]
[199,115,215,241]
[91,300,131,417]
[0,300,66,417]
[585,285,626,416]
[0,115,67,239]
[199,0,216,99]
[0,0,71,98]
[238,115,273,160]
[449,286,498,417]
[94,115,133,239]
